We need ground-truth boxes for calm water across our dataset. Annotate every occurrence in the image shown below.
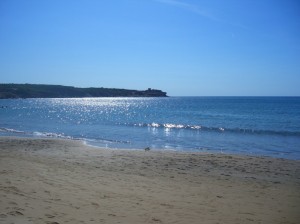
[0,97,299,159]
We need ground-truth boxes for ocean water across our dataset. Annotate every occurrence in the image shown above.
[0,97,299,159]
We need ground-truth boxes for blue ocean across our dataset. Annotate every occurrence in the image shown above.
[0,97,299,159]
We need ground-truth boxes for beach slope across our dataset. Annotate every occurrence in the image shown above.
[0,137,299,224]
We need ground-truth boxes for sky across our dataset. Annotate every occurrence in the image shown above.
[0,0,299,96]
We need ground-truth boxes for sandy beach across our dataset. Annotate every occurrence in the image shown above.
[0,137,299,224]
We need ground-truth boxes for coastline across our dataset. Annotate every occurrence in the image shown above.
[1,96,300,160]
[1,137,299,224]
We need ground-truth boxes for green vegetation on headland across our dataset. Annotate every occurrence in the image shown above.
[0,84,167,99]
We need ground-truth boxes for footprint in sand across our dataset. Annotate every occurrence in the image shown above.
[152,217,162,222]
[45,214,56,218]
[7,210,24,216]
[91,202,100,208]
[8,201,18,205]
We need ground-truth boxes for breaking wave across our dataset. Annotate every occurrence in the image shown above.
[130,122,300,136]
[0,127,25,134]
[0,127,73,140]
[0,127,131,145]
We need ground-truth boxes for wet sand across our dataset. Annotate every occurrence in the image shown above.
[0,137,299,224]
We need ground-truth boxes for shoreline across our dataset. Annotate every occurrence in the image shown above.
[1,133,298,160]
[1,136,300,223]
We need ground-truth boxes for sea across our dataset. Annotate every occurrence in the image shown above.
[0,97,299,159]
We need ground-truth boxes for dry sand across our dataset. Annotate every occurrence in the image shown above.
[0,137,299,224]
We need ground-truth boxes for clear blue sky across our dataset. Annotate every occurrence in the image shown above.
[0,0,299,96]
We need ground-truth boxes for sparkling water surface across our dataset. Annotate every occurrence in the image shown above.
[0,97,299,159]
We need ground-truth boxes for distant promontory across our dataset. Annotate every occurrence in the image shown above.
[0,84,168,99]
